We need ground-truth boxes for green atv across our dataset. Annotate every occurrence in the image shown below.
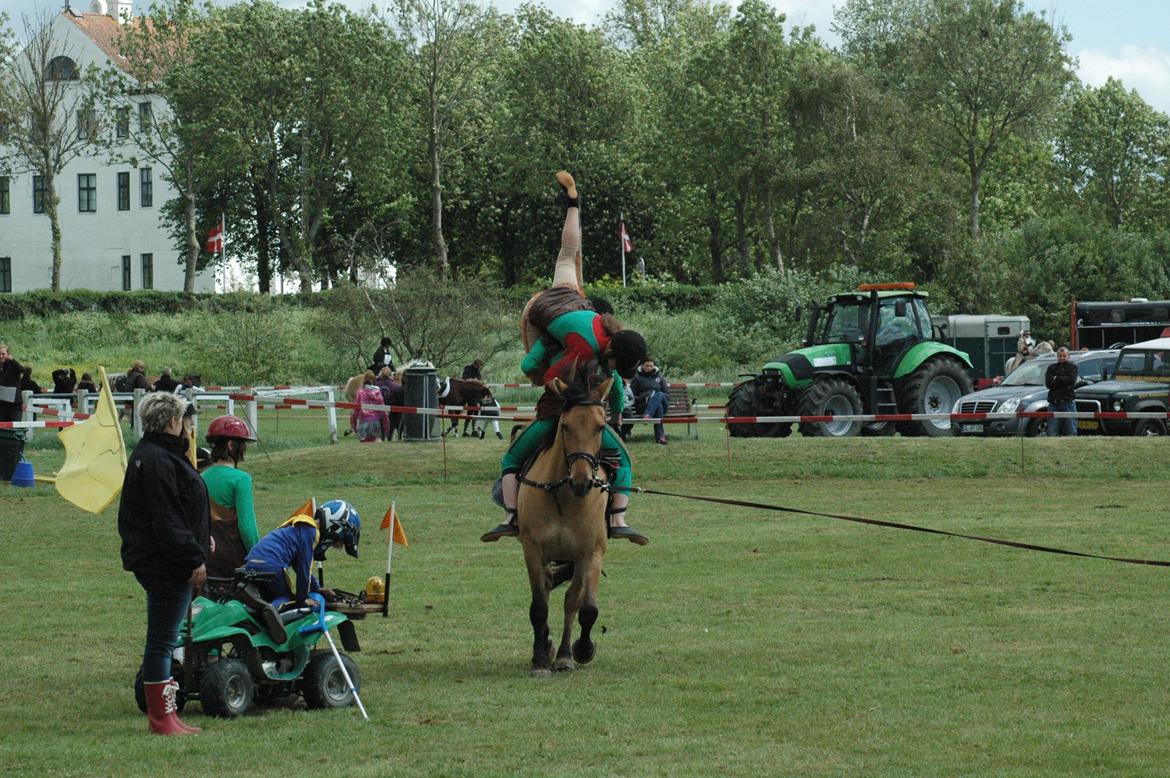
[726,283,973,438]
[134,570,362,718]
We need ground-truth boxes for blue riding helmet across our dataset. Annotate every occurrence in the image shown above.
[315,499,361,558]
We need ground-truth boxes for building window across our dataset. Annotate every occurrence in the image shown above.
[138,102,151,133]
[0,177,9,215]
[117,172,130,211]
[78,174,97,213]
[76,110,96,141]
[33,176,45,214]
[121,255,132,291]
[115,107,129,139]
[141,253,153,290]
[140,167,153,208]
[46,56,79,81]
[0,258,10,293]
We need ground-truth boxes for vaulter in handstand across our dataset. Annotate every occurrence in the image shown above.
[481,171,649,545]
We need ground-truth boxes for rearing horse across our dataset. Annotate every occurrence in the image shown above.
[516,371,613,677]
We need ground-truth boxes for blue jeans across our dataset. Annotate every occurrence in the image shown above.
[642,391,668,439]
[1047,400,1078,437]
[134,573,192,683]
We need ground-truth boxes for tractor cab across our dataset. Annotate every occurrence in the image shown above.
[806,283,933,376]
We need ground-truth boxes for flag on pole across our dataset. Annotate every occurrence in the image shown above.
[206,218,224,254]
[54,366,128,514]
[287,497,316,520]
[620,221,634,253]
[380,503,408,546]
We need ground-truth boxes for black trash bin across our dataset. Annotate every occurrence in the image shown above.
[0,428,27,481]
[402,362,438,442]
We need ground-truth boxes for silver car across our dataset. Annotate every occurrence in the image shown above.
[951,350,1119,436]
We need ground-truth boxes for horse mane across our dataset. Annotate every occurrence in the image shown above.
[559,360,608,411]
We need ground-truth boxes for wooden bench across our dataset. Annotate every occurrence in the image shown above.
[665,384,698,439]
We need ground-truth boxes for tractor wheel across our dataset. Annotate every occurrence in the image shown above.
[797,378,862,438]
[302,652,360,709]
[725,381,791,438]
[199,658,254,718]
[134,661,189,714]
[897,358,972,437]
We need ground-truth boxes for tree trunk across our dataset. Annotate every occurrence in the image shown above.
[969,149,982,240]
[735,187,749,278]
[183,187,198,293]
[46,172,62,291]
[707,186,724,284]
[254,179,272,294]
[429,122,449,282]
[766,204,783,275]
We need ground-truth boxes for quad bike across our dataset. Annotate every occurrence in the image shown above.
[134,570,362,718]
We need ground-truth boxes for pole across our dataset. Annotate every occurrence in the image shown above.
[441,423,449,480]
[620,212,627,288]
[724,419,733,478]
[382,501,395,618]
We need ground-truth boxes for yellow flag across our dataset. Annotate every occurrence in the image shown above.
[380,504,408,547]
[55,366,128,514]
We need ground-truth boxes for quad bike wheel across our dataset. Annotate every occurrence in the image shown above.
[725,381,791,438]
[302,652,361,709]
[798,377,862,438]
[134,661,188,714]
[200,658,255,718]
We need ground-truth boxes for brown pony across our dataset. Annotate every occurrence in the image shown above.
[516,367,612,676]
[438,377,495,437]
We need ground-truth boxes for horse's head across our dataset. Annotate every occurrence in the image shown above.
[552,368,614,498]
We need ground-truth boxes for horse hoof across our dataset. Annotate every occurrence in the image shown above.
[530,667,552,678]
[572,638,596,664]
[553,657,576,673]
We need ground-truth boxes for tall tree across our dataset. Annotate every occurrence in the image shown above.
[906,0,1071,239]
[0,12,99,290]
[394,0,498,281]
[1057,78,1170,229]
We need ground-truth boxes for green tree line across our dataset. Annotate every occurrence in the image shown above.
[4,0,1170,341]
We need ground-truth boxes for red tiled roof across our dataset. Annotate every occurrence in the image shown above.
[62,9,132,69]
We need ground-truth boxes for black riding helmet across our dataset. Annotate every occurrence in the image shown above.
[608,330,648,379]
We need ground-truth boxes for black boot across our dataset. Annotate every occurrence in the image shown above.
[606,507,648,545]
[481,509,519,542]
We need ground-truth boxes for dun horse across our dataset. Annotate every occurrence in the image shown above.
[516,367,612,676]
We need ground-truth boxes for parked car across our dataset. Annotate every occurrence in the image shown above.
[1074,338,1170,436]
[951,349,1118,437]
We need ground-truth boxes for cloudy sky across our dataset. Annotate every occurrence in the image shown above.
[9,0,1170,112]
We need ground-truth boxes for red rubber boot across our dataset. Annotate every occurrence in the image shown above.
[166,680,201,733]
[144,680,196,736]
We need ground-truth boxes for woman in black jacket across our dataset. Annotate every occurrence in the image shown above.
[118,392,209,736]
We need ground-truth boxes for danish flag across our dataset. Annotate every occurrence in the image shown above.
[206,219,224,254]
[619,221,633,253]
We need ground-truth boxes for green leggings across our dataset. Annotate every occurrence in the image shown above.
[500,418,632,489]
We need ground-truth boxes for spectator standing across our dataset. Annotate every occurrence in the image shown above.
[126,360,151,392]
[1045,347,1079,437]
[19,365,42,395]
[52,368,78,394]
[631,358,670,445]
[0,343,21,422]
[117,393,208,736]
[462,358,485,382]
[371,337,396,374]
[351,371,389,442]
[77,372,98,393]
[153,368,180,393]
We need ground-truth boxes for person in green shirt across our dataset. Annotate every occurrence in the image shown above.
[202,416,260,578]
[482,171,649,545]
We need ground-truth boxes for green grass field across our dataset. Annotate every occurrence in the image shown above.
[3,425,1169,776]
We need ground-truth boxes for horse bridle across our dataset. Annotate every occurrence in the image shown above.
[517,399,609,514]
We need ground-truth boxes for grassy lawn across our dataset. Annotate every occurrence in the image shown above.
[2,429,1168,776]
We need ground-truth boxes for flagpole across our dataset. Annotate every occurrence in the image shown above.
[383,501,395,618]
[620,212,627,288]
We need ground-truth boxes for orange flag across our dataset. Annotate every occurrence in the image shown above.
[288,497,316,520]
[380,503,409,547]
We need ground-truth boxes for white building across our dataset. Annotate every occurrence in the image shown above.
[0,3,214,293]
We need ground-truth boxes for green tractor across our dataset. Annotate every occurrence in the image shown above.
[726,283,973,438]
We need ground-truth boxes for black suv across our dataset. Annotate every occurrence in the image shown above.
[1074,339,1170,436]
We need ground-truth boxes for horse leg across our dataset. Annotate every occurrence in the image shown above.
[572,556,601,664]
[523,544,552,677]
[553,573,586,672]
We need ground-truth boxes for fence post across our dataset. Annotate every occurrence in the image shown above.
[246,398,258,436]
[75,388,89,416]
[133,388,145,438]
[227,396,235,417]
[20,390,33,440]
[184,388,199,435]
[327,387,338,444]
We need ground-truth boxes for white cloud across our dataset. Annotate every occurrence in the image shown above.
[1076,45,1170,115]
